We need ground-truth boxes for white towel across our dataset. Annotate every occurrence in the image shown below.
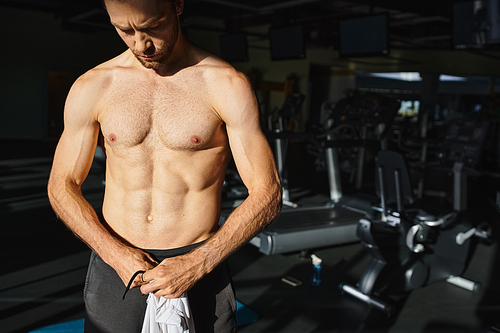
[141,293,195,333]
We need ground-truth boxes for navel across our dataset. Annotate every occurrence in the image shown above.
[190,135,201,144]
[109,133,117,142]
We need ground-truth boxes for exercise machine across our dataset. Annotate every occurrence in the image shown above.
[319,91,400,208]
[245,92,362,254]
[243,92,400,255]
[340,119,491,314]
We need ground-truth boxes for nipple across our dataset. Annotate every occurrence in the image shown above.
[190,135,200,144]
[109,133,117,142]
[147,215,154,222]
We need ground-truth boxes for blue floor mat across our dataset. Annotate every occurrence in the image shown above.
[30,301,259,332]
[236,300,260,327]
[30,319,84,332]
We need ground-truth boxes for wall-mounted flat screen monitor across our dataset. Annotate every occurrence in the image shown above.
[220,32,249,62]
[398,100,420,117]
[270,25,306,60]
[339,14,389,57]
[453,0,500,48]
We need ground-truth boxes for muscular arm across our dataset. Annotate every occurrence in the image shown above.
[47,71,156,287]
[198,71,282,263]
[141,69,281,297]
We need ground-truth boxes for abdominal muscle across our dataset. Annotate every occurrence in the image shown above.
[101,151,227,250]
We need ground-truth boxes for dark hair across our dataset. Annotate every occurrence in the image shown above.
[102,0,175,10]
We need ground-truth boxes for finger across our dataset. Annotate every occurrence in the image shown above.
[134,267,157,288]
[152,287,180,299]
[122,270,145,300]
[139,275,160,294]
[131,274,146,289]
[141,271,155,284]
[140,281,159,295]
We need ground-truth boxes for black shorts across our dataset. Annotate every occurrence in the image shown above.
[83,242,237,333]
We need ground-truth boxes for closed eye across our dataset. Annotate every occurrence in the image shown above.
[119,28,134,35]
[111,21,135,35]
[143,20,166,33]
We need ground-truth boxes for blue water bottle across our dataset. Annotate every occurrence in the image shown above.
[310,254,322,286]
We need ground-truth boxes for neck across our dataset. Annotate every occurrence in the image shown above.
[156,32,191,76]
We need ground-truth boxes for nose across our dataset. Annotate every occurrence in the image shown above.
[135,32,152,54]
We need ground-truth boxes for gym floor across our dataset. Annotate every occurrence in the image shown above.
[1,141,500,333]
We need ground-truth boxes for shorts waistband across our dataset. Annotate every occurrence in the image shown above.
[143,240,207,262]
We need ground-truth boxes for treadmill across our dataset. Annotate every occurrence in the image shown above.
[223,92,400,255]
[247,204,362,255]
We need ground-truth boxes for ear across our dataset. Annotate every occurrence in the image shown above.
[175,0,184,15]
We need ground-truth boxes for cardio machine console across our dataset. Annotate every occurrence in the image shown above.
[331,92,400,129]
[441,119,489,167]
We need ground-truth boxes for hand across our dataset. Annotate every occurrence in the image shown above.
[110,246,158,289]
[140,253,205,299]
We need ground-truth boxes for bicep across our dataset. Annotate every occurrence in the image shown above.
[51,122,100,187]
[49,78,101,188]
[220,77,278,191]
[228,125,277,192]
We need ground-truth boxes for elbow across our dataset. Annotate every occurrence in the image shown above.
[47,174,75,210]
[47,175,55,200]
[267,180,283,222]
[274,183,283,218]
[47,175,60,208]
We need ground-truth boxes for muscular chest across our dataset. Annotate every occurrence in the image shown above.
[99,77,223,151]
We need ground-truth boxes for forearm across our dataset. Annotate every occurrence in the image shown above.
[47,178,125,262]
[193,183,282,272]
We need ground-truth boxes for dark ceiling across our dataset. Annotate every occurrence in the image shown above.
[1,0,475,51]
[185,0,460,50]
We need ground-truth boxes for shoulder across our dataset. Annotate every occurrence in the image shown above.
[72,50,135,93]
[183,43,251,91]
[199,56,251,91]
[64,69,108,121]
[71,68,110,98]
[194,56,254,109]
[192,56,257,124]
[73,52,130,94]
[66,52,130,117]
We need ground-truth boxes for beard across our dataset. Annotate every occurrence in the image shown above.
[135,48,171,70]
[133,23,179,70]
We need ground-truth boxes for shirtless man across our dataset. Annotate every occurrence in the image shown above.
[47,0,281,331]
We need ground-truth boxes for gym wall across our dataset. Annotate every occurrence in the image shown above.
[0,6,125,140]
